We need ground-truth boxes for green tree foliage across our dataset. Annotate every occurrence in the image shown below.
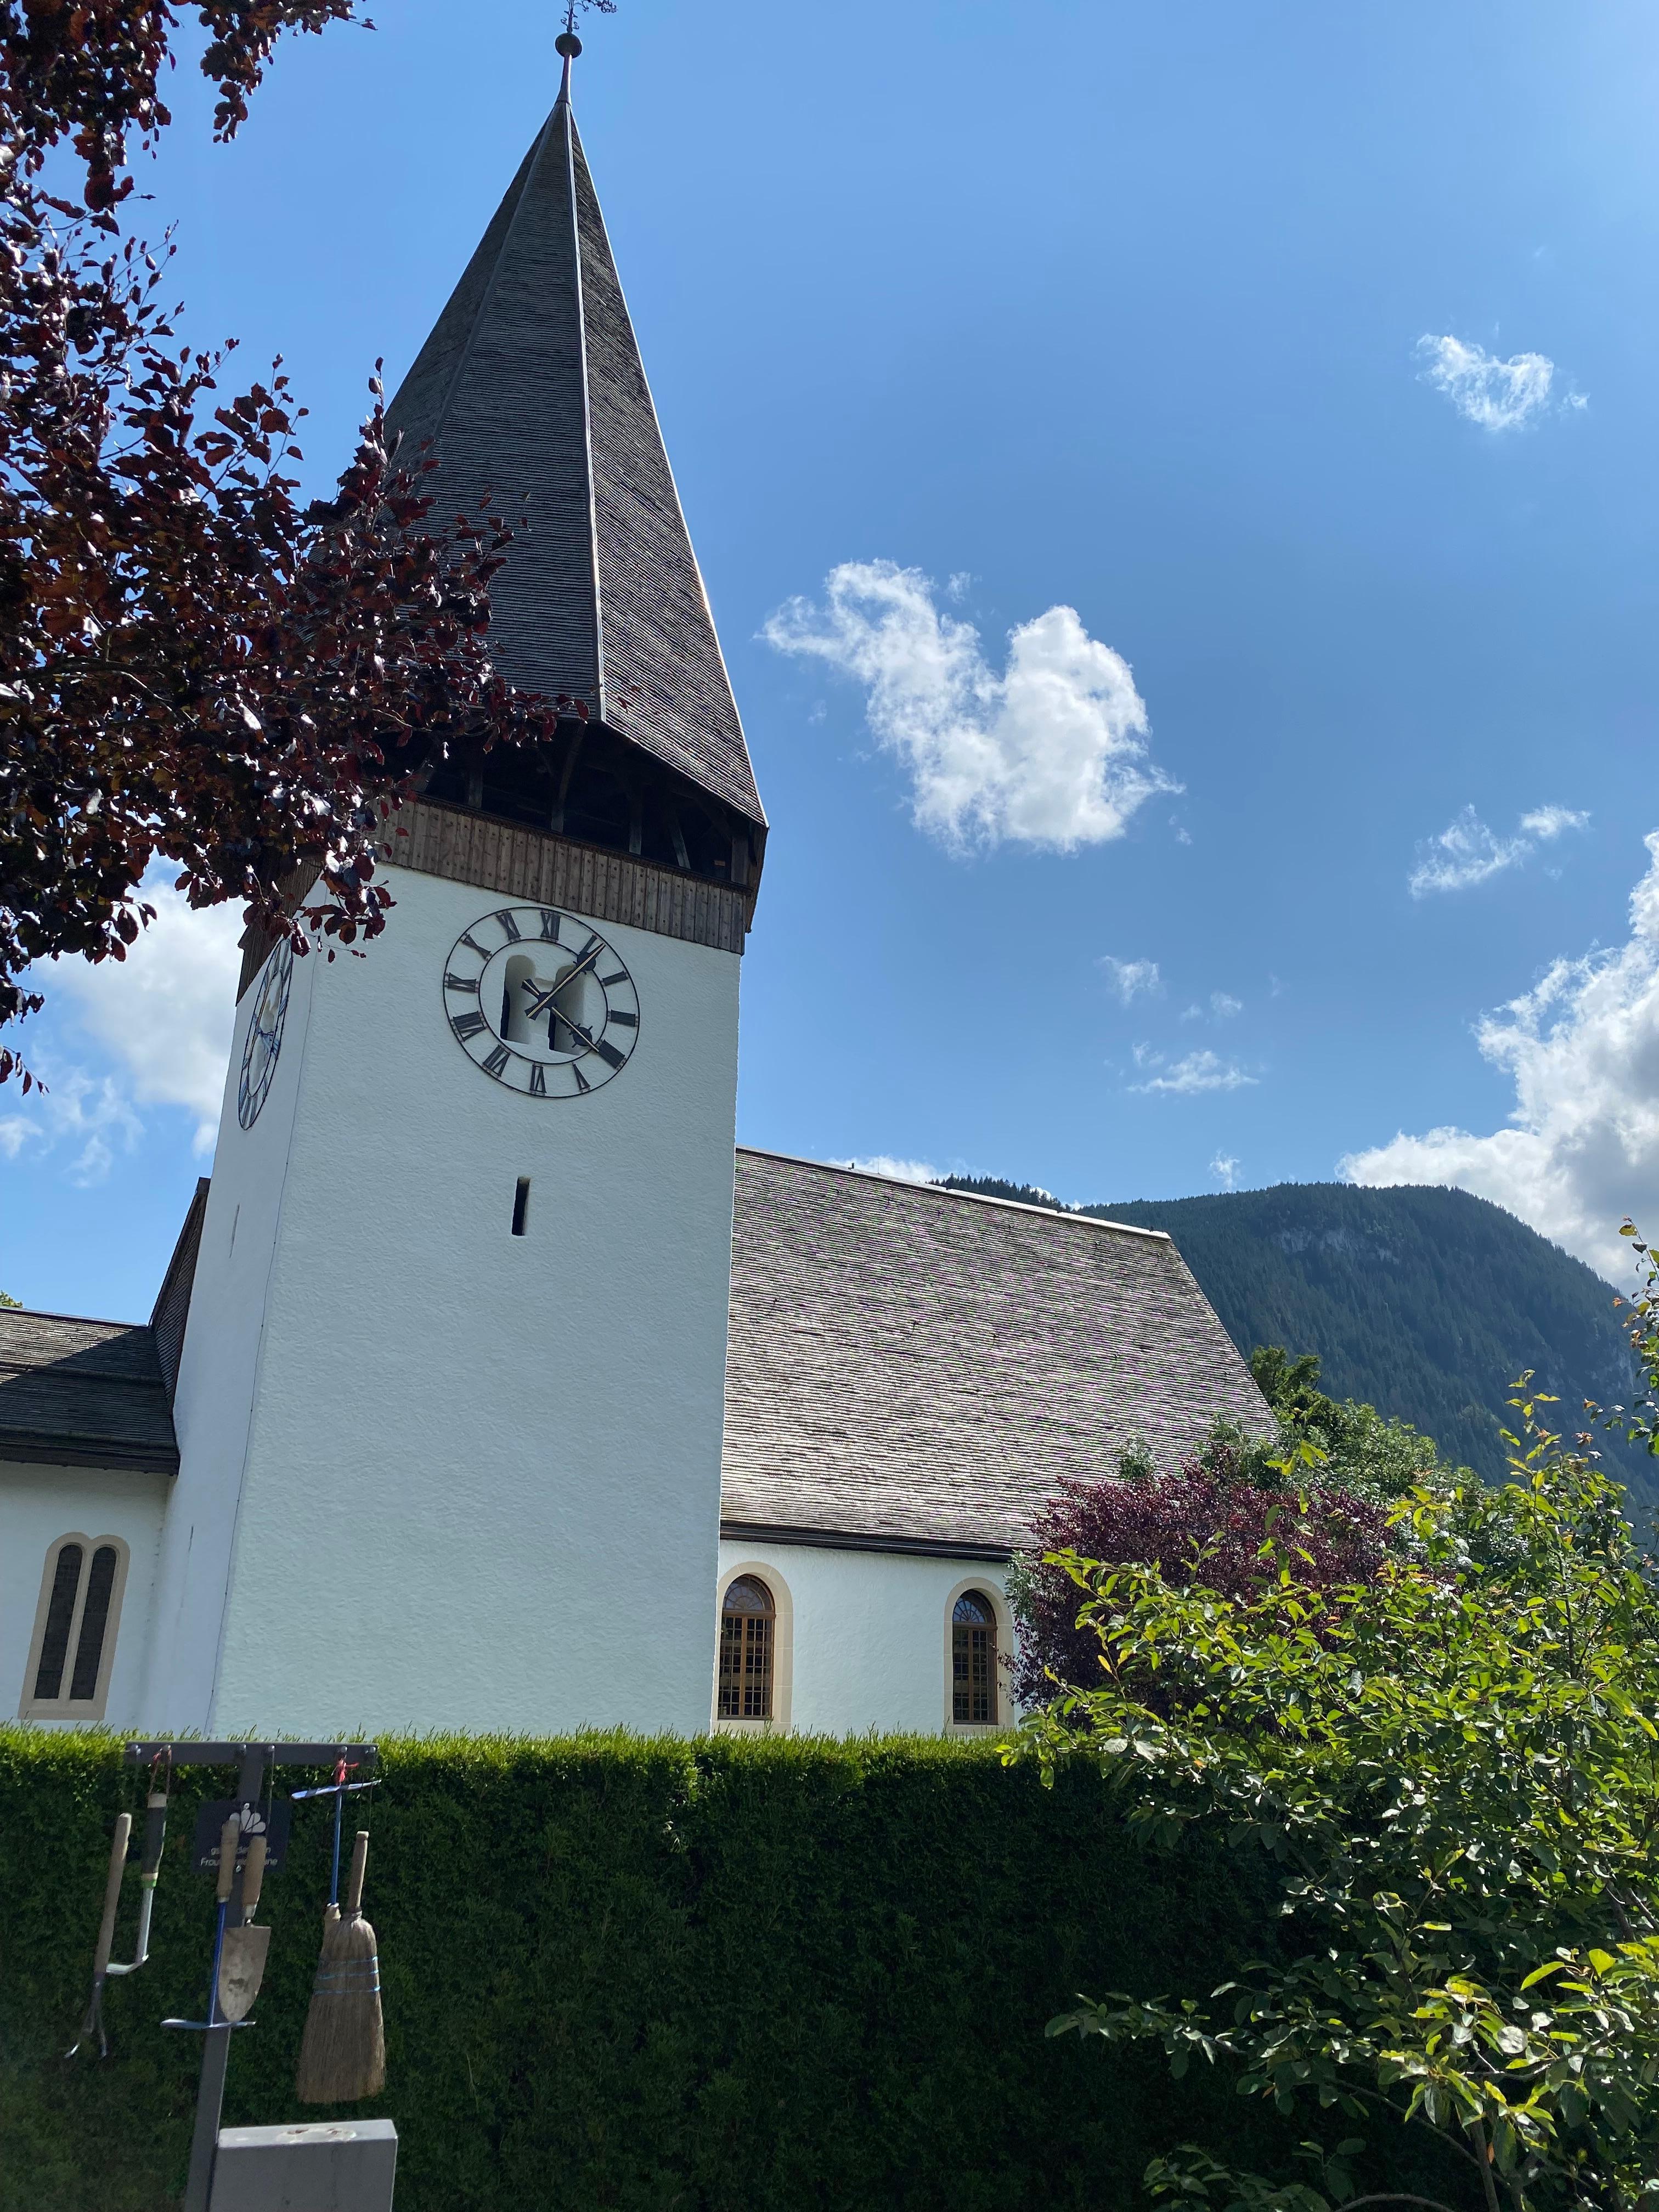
[1015,1388,1659,2210]
[1611,1222,1659,1479]
[1249,1346,1469,1506]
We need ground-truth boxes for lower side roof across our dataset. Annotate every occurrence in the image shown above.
[0,1310,179,1476]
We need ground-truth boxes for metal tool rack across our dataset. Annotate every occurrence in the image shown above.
[122,1741,378,2212]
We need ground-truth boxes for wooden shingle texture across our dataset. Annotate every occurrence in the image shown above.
[383,78,764,829]
[721,1152,1270,1552]
[0,1310,179,1475]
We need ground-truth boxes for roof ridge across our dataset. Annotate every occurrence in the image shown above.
[733,1147,1171,1240]
[0,1306,154,1331]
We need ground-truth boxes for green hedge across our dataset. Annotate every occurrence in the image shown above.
[0,1728,1366,2210]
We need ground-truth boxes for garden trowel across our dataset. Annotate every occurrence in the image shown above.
[216,1831,270,2023]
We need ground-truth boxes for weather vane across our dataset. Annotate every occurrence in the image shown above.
[557,0,617,63]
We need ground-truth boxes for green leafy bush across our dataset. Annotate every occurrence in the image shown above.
[1022,1389,1659,2210]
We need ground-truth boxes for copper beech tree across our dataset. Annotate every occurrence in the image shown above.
[0,2,607,1087]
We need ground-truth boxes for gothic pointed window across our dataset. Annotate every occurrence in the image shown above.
[21,1534,129,1720]
[718,1575,775,1720]
[952,1589,997,1727]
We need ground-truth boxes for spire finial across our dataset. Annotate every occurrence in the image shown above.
[556,1,582,90]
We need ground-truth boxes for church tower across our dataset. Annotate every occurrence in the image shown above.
[140,35,766,1736]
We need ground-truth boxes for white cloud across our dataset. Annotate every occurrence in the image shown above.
[1344,831,1659,1283]
[1415,335,1574,431]
[1100,956,1162,1005]
[0,1065,143,1187]
[1410,809,1530,895]
[1520,805,1591,841]
[48,868,242,1150]
[3,868,242,1181]
[1210,1152,1240,1190]
[1130,1048,1257,1096]
[838,1155,942,1186]
[1181,990,1244,1023]
[763,560,1178,851]
[1409,803,1589,898]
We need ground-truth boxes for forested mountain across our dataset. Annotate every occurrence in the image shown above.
[941,1177,1658,1515]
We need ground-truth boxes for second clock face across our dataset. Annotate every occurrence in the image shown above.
[238,935,294,1130]
[442,906,640,1098]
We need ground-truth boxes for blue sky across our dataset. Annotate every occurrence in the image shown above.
[8,0,1659,1317]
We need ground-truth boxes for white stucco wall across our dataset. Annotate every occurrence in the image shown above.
[713,1543,1014,1737]
[154,866,741,1739]
[3,1465,170,1726]
[140,916,322,1731]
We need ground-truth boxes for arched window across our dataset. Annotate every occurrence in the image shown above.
[21,1534,129,1720]
[718,1574,775,1720]
[952,1589,998,1726]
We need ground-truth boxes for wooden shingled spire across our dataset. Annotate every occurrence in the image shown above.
[384,37,765,834]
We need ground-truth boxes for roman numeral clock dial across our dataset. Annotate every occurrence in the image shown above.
[238,935,294,1130]
[441,907,641,1099]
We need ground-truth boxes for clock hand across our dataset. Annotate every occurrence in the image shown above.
[522,940,608,1026]
[556,1010,603,1056]
[519,974,602,1057]
[538,939,606,1006]
[521,940,602,1020]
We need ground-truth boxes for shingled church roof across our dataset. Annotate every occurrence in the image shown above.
[720,1150,1271,1554]
[0,1309,179,1476]
[385,42,764,828]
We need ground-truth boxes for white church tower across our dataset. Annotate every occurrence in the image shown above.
[139,34,767,1737]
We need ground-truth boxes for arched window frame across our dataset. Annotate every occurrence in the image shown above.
[943,1575,1011,1734]
[20,1533,131,1722]
[712,1564,793,1734]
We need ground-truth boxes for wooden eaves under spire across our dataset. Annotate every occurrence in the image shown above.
[381,30,766,938]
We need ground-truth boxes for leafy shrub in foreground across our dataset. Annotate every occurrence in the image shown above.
[1019,1386,1659,2211]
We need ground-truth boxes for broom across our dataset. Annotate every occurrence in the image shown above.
[295,1829,384,2102]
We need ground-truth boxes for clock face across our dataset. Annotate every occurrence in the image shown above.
[441,906,641,1098]
[238,936,294,1130]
